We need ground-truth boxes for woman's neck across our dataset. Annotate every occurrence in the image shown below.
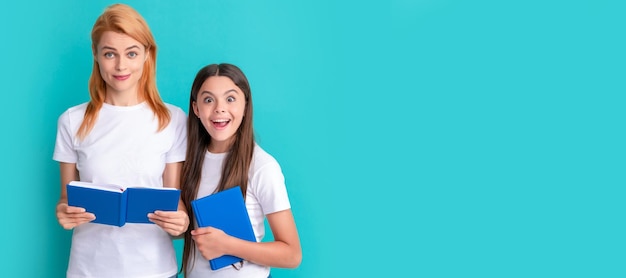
[105,88,144,106]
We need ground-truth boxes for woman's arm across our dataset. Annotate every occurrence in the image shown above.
[55,162,95,229]
[149,161,189,236]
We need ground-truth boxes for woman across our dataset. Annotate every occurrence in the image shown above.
[53,4,188,278]
[181,63,302,277]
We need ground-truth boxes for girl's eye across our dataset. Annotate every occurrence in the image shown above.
[227,96,236,102]
[104,52,115,59]
[127,52,138,58]
[203,97,214,103]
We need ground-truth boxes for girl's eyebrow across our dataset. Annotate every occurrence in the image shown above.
[199,89,239,96]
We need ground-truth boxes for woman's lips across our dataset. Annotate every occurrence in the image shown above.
[114,74,130,81]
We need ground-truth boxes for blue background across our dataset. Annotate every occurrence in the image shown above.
[1,0,624,277]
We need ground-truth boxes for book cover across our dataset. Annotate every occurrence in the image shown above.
[126,187,180,223]
[66,181,127,226]
[191,186,257,270]
[66,181,180,227]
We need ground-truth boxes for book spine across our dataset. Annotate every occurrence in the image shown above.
[119,190,129,226]
[191,202,204,227]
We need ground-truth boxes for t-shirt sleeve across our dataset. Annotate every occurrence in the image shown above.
[252,157,292,215]
[166,106,188,163]
[52,111,77,163]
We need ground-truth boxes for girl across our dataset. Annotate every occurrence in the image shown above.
[181,63,302,277]
[53,4,188,278]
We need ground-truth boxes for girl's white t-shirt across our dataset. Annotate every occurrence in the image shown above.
[186,145,291,278]
[53,102,187,278]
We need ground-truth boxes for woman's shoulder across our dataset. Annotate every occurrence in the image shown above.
[56,102,89,131]
[163,103,188,124]
[164,103,186,115]
[59,102,89,119]
[66,102,89,112]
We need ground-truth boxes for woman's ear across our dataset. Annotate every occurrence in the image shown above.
[92,47,98,63]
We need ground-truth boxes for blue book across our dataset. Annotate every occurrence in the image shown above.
[66,181,180,227]
[191,186,257,270]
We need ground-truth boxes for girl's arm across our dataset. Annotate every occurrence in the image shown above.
[193,208,302,268]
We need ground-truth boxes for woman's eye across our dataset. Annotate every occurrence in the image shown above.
[128,52,138,58]
[104,52,115,58]
[227,96,236,102]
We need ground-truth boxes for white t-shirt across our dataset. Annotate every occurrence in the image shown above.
[53,102,187,278]
[186,145,291,278]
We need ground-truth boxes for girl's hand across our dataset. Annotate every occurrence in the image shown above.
[56,202,95,229]
[148,210,189,236]
[191,226,230,260]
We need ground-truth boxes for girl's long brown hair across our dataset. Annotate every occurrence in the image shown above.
[77,3,170,140]
[181,63,255,275]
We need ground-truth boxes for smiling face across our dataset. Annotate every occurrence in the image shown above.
[96,31,147,97]
[193,76,247,153]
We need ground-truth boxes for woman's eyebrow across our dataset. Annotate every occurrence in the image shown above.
[100,45,141,51]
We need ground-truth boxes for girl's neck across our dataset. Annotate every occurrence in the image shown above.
[208,141,232,154]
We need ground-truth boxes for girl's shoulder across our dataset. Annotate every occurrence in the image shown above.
[252,144,281,169]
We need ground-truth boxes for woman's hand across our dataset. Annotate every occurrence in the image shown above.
[56,202,95,229]
[191,226,231,260]
[149,210,189,236]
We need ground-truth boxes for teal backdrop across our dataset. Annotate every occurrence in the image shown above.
[1,0,624,277]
